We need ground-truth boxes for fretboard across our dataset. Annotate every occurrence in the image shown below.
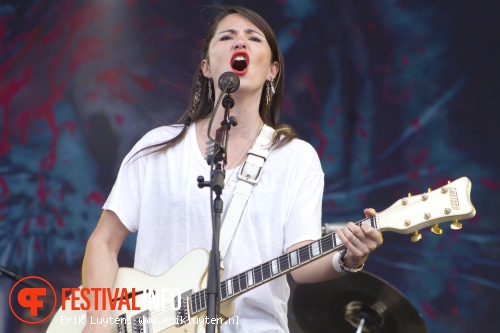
[189,215,379,314]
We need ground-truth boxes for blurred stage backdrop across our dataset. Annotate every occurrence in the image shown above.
[1,0,499,332]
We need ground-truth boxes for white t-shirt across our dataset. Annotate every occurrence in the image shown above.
[103,123,324,332]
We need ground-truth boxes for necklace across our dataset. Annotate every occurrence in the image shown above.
[204,121,264,186]
[210,121,263,188]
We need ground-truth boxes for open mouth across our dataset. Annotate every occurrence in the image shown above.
[231,52,249,74]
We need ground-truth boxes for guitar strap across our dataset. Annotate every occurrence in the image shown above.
[219,124,275,269]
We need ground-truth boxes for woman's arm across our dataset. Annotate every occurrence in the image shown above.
[81,210,130,333]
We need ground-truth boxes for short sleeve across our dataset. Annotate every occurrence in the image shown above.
[102,141,147,232]
[103,126,184,231]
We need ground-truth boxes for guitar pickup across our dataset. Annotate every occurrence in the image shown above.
[116,313,128,333]
[175,290,193,327]
[131,310,151,333]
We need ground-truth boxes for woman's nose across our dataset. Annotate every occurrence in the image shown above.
[233,36,247,50]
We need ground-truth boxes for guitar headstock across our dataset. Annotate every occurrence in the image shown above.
[378,177,476,238]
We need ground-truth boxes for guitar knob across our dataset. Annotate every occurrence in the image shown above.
[411,231,422,242]
[431,224,443,235]
[451,220,463,230]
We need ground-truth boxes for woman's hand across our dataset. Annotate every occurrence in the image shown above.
[336,208,383,269]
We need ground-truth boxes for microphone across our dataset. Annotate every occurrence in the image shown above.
[218,72,240,94]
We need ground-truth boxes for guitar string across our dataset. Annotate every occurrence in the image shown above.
[119,210,404,332]
[186,188,460,320]
[195,191,452,324]
[189,212,394,312]
[195,200,424,309]
[190,219,371,312]
[114,198,433,330]
[190,216,378,311]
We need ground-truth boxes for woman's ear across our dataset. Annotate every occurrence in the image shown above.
[201,59,211,78]
[269,61,279,79]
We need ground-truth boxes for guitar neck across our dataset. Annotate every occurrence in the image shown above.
[189,215,380,314]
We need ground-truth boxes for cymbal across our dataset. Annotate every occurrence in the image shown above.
[291,271,428,333]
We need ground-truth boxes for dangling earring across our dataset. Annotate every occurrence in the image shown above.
[208,79,213,102]
[266,76,275,105]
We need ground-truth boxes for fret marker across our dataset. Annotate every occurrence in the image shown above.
[201,292,206,308]
[290,251,298,266]
[195,293,200,311]
[271,260,279,275]
[334,234,341,247]
[227,279,233,296]
[311,241,320,257]
[247,271,254,286]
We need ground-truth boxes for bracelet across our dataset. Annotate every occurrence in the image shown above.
[338,248,364,273]
[332,251,343,273]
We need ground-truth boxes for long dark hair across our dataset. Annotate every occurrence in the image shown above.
[139,5,297,156]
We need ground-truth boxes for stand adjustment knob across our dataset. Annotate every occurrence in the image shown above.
[197,176,210,189]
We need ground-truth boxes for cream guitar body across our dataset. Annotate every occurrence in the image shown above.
[46,249,234,333]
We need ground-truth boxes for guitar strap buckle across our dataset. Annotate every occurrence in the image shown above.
[237,149,268,185]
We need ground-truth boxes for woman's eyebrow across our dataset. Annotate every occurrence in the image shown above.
[216,29,236,35]
[216,28,264,37]
[244,28,264,37]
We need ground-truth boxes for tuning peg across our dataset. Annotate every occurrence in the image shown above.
[421,188,431,201]
[411,231,422,242]
[431,224,443,235]
[451,220,463,230]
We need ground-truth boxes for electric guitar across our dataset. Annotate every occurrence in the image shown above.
[46,177,476,333]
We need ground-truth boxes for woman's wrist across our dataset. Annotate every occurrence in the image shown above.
[332,249,364,273]
[343,249,365,268]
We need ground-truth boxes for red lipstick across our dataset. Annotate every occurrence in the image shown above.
[230,51,250,75]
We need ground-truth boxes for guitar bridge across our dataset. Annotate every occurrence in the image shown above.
[131,310,151,333]
[175,290,193,327]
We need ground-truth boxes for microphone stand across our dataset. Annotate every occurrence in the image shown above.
[0,265,38,287]
[197,88,237,333]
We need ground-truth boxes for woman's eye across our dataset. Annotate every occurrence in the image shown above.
[249,36,262,42]
[220,36,232,41]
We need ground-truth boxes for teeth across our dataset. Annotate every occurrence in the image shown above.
[232,54,248,71]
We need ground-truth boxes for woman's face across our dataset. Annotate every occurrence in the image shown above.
[202,14,279,97]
